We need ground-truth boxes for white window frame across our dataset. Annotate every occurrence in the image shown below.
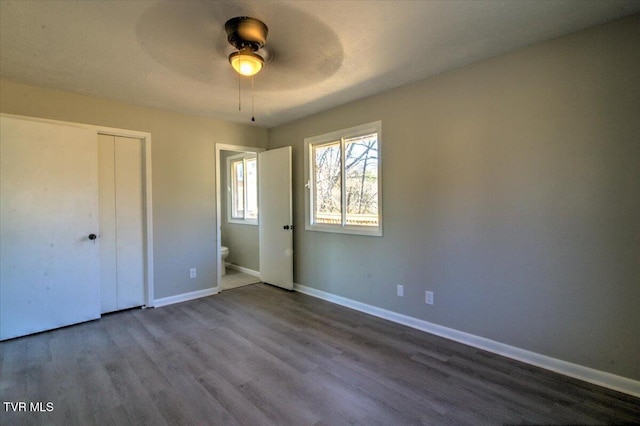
[226,152,258,225]
[304,121,382,237]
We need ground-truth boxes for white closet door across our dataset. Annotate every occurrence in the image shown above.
[98,135,144,313]
[1,116,101,340]
[114,136,144,309]
[98,134,118,312]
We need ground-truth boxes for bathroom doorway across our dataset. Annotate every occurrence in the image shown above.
[215,144,264,291]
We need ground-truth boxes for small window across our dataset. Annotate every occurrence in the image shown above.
[305,121,382,236]
[227,153,258,225]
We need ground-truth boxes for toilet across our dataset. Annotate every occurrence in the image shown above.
[220,246,229,275]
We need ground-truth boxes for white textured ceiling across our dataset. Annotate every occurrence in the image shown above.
[1,1,639,127]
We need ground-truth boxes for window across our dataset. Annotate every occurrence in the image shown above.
[227,153,258,224]
[305,121,382,236]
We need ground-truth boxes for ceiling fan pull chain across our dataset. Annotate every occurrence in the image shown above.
[251,76,255,122]
[238,73,242,111]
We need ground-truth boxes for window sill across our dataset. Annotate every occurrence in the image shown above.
[228,219,258,226]
[305,223,382,237]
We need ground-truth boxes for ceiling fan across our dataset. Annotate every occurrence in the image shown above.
[225,16,269,77]
[134,2,341,94]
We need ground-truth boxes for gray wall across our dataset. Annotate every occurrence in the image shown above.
[220,149,260,271]
[268,15,640,380]
[0,80,268,299]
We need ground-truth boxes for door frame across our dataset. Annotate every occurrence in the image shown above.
[215,143,265,290]
[0,113,155,308]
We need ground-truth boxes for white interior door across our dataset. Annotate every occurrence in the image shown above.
[259,147,293,290]
[0,116,101,340]
[98,134,145,313]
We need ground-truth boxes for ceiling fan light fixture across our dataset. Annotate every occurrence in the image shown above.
[225,17,268,77]
[229,48,264,77]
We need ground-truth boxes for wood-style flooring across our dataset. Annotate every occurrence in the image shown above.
[1,283,638,425]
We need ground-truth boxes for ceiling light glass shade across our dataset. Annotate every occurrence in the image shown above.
[229,49,264,76]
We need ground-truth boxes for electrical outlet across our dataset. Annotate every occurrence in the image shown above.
[189,268,197,278]
[425,291,434,305]
[397,284,404,297]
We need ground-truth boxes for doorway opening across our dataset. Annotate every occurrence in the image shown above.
[215,144,264,291]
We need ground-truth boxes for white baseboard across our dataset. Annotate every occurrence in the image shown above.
[225,263,260,277]
[293,283,640,398]
[154,287,219,308]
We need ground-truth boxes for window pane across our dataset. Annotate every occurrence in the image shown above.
[245,157,258,220]
[232,159,244,219]
[345,133,378,227]
[305,121,382,236]
[313,141,341,224]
